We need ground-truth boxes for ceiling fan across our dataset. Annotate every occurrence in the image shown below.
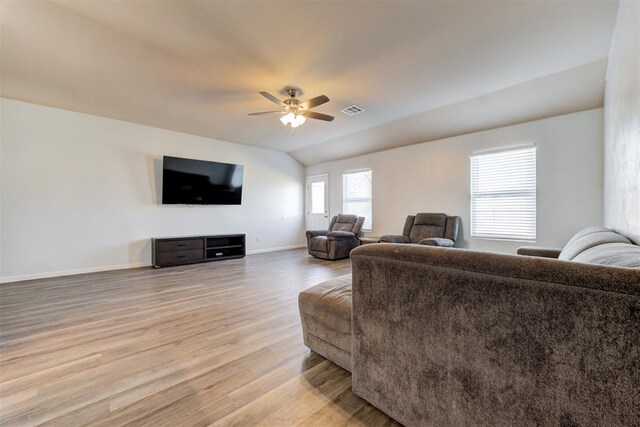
[248,88,334,128]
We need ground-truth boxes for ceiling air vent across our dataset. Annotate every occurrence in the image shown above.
[341,105,365,116]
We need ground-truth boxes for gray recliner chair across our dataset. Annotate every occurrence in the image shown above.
[380,213,461,247]
[306,214,365,260]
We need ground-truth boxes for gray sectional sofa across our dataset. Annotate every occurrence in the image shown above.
[299,227,640,426]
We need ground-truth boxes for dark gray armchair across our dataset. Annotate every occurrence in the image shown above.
[306,214,365,260]
[380,213,461,247]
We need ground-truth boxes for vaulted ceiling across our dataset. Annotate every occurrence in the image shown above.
[0,1,618,165]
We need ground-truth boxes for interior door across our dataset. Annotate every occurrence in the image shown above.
[307,175,329,230]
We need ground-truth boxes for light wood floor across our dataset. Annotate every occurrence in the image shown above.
[0,249,399,426]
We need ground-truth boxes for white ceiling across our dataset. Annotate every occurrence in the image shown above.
[292,60,608,165]
[0,1,618,165]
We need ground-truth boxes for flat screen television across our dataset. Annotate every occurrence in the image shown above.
[162,156,243,205]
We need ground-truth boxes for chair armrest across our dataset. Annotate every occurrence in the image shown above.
[419,237,455,247]
[517,246,562,259]
[379,235,411,244]
[305,229,328,238]
[327,231,356,240]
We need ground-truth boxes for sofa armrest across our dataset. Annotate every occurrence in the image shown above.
[306,229,328,238]
[419,237,455,247]
[517,246,562,258]
[351,244,640,294]
[327,231,356,240]
[379,235,410,244]
[350,244,640,426]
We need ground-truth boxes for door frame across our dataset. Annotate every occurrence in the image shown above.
[306,174,330,229]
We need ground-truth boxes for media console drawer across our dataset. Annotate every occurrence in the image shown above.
[155,249,203,266]
[155,239,203,253]
[152,234,245,268]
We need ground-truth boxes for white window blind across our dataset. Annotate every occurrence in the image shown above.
[471,146,536,241]
[343,170,372,230]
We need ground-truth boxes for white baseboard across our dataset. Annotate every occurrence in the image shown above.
[0,262,151,284]
[0,244,307,284]
[246,243,306,255]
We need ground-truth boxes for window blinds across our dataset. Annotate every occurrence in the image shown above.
[470,146,536,241]
[343,170,372,230]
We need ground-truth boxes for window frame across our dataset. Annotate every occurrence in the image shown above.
[342,168,373,231]
[470,145,537,242]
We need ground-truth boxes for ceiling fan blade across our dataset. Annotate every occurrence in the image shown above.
[300,95,329,110]
[259,91,284,106]
[303,111,334,122]
[248,111,282,116]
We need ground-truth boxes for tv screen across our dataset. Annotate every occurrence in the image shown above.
[162,156,243,205]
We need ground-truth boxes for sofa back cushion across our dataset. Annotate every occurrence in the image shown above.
[352,217,365,237]
[402,215,416,238]
[444,216,461,242]
[573,243,640,268]
[559,227,632,261]
[409,213,447,243]
[331,214,357,232]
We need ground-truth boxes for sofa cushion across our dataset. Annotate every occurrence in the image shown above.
[409,213,447,243]
[332,214,357,232]
[402,215,416,237]
[380,235,411,244]
[444,216,461,242]
[573,243,640,268]
[559,227,631,261]
[309,235,328,252]
[327,231,356,240]
[419,237,455,247]
[564,226,610,243]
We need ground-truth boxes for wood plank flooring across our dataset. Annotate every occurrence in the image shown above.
[0,249,399,426]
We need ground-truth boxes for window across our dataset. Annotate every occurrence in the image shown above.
[470,146,536,241]
[310,181,325,214]
[343,170,372,230]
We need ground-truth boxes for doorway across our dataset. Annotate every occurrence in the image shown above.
[306,174,329,230]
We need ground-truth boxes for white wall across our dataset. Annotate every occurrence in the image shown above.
[307,109,604,254]
[604,1,640,244]
[0,98,305,282]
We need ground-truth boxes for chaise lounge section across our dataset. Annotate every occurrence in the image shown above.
[298,274,352,371]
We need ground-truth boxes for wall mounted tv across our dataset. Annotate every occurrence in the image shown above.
[162,156,244,205]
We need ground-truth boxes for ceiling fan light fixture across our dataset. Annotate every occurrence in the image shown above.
[251,90,333,128]
[280,112,295,125]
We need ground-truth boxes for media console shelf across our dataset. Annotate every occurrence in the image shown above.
[152,234,245,268]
